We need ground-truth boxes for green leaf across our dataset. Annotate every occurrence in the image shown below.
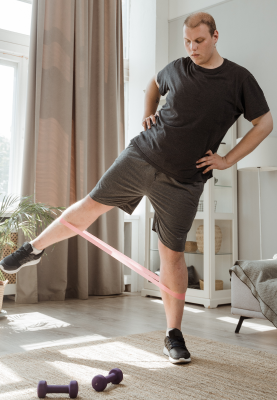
[0,193,65,254]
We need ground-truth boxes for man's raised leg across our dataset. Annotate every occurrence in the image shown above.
[0,195,114,274]
[31,195,114,251]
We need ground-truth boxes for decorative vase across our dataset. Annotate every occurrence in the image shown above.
[195,225,222,254]
[0,232,18,285]
[197,200,217,212]
[184,241,198,253]
[0,280,8,311]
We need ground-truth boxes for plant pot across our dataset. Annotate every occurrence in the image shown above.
[0,232,18,285]
[0,280,9,311]
[184,241,198,252]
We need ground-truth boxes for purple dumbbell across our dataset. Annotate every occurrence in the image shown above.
[37,380,78,398]
[92,368,123,392]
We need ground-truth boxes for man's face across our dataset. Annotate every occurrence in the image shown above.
[183,24,217,65]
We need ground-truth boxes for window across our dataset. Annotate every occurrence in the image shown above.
[0,0,32,36]
[0,0,31,204]
[0,53,28,204]
[0,60,17,197]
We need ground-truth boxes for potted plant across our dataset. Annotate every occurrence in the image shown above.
[0,193,66,288]
[0,269,8,313]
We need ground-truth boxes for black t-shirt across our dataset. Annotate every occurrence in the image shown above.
[131,57,270,183]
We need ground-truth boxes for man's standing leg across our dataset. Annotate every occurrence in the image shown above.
[147,174,204,364]
[158,239,191,364]
[158,239,187,329]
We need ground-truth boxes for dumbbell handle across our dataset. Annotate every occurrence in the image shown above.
[106,372,116,384]
[47,385,69,394]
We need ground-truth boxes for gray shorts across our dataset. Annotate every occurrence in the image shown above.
[89,143,204,252]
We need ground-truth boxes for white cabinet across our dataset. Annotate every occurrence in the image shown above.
[141,123,238,308]
[123,213,140,292]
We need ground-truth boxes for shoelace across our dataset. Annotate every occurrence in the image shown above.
[168,336,187,349]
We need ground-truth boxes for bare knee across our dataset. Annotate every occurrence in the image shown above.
[158,239,185,267]
[83,194,114,215]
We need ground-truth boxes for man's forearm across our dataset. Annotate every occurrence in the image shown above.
[225,115,273,168]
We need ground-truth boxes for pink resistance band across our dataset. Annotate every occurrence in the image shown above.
[59,217,186,301]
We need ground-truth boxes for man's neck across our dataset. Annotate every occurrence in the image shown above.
[196,52,224,70]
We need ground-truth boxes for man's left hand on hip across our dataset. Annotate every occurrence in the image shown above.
[196,150,229,174]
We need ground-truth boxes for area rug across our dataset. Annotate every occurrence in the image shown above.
[0,330,276,399]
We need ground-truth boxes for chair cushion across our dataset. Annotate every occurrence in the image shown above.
[231,272,262,312]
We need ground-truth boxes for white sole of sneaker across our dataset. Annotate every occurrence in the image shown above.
[0,257,41,274]
[163,346,191,364]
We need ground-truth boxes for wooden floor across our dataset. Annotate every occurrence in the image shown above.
[0,293,276,357]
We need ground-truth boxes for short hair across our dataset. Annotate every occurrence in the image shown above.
[183,12,217,37]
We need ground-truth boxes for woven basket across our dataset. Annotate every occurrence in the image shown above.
[0,232,18,285]
[199,279,223,290]
[0,280,8,311]
[197,200,217,212]
[184,241,198,252]
[195,225,222,254]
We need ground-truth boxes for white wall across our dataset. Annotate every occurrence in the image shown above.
[168,0,232,21]
[167,0,277,260]
[128,0,168,148]
[128,0,169,290]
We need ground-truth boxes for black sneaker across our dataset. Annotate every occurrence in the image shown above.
[0,242,44,274]
[163,328,191,364]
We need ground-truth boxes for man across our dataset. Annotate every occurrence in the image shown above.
[0,12,273,364]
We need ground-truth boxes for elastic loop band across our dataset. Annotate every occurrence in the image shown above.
[59,217,185,301]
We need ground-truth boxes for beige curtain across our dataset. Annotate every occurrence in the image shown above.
[16,0,125,303]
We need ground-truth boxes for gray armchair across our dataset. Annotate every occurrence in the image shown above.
[231,272,267,333]
[230,254,277,333]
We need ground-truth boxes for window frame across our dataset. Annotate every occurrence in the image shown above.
[0,28,29,205]
[18,0,32,4]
